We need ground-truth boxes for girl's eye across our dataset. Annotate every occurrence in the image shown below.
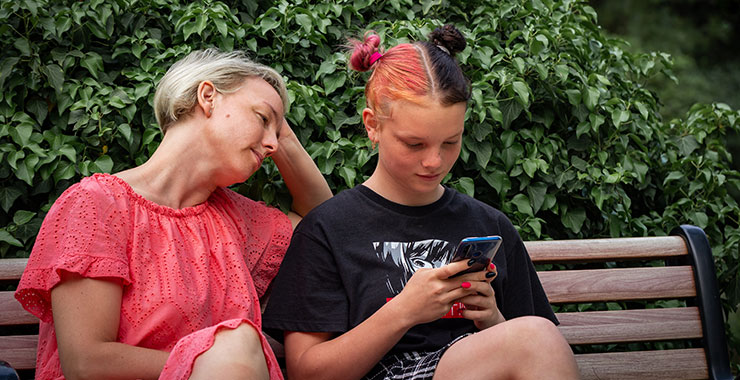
[406,142,422,149]
[444,140,459,145]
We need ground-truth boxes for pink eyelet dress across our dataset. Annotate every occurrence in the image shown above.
[14,173,291,380]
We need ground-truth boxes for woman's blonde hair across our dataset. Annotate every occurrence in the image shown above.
[153,48,288,133]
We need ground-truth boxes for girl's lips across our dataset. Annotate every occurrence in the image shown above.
[417,173,441,180]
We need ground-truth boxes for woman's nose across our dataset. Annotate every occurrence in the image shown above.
[263,130,278,157]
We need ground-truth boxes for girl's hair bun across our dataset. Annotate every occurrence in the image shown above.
[349,32,382,72]
[428,24,466,56]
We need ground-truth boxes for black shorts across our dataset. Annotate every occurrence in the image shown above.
[362,334,470,380]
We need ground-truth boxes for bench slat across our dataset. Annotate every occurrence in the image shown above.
[0,258,28,281]
[525,236,687,263]
[0,335,38,370]
[556,307,703,344]
[575,348,708,380]
[0,291,37,325]
[538,266,696,303]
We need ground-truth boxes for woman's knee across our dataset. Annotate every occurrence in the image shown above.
[190,323,269,380]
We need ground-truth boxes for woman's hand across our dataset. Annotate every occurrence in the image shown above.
[270,118,332,228]
[455,263,505,330]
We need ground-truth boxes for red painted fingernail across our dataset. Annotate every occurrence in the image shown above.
[490,263,496,270]
[461,282,471,289]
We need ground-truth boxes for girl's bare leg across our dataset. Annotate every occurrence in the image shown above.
[434,316,580,380]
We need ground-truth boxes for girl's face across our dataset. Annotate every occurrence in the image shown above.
[206,77,283,186]
[364,97,466,206]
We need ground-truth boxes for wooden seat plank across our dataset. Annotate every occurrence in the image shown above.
[0,292,38,325]
[0,258,28,281]
[0,335,38,370]
[525,236,687,263]
[538,266,696,303]
[556,307,703,344]
[576,348,708,380]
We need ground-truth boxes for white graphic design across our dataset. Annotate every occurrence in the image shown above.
[373,239,454,294]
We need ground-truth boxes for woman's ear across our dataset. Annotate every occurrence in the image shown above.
[362,108,380,145]
[197,81,217,117]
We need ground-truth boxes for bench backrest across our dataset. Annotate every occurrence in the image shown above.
[0,225,733,379]
[530,225,733,380]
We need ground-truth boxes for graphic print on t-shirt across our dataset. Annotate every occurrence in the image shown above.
[374,239,468,318]
[372,239,455,294]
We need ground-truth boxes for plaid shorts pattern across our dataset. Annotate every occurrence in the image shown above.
[362,334,470,380]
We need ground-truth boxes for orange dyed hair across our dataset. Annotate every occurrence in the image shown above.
[348,25,470,118]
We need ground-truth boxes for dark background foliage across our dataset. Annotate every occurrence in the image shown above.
[1,0,738,372]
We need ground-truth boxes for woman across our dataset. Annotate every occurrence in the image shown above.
[15,48,331,380]
[262,25,580,380]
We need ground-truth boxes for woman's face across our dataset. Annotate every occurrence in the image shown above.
[366,98,466,205]
[207,77,284,185]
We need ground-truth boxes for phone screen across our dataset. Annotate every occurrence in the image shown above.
[448,236,502,278]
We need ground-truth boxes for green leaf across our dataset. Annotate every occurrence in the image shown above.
[689,211,708,229]
[527,183,547,213]
[562,207,586,234]
[511,81,530,107]
[10,124,34,147]
[0,229,23,247]
[565,89,581,105]
[338,166,356,188]
[43,64,65,91]
[81,52,103,79]
[583,86,600,111]
[511,193,533,216]
[0,187,24,212]
[295,13,312,32]
[260,17,280,34]
[94,155,114,173]
[512,57,526,74]
[523,159,537,178]
[13,210,36,225]
[456,177,475,197]
[677,135,699,156]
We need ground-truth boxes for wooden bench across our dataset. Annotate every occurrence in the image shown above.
[0,224,733,379]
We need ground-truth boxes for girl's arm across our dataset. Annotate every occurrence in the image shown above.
[271,119,332,226]
[283,260,477,380]
[51,271,169,380]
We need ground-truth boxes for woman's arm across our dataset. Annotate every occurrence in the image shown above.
[284,260,477,380]
[51,271,169,380]
[271,119,332,224]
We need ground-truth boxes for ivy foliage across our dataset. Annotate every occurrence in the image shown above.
[1,0,738,368]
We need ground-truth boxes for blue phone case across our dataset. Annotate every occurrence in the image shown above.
[448,236,502,277]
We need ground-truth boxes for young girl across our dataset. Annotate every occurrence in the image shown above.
[262,25,580,380]
[15,48,331,380]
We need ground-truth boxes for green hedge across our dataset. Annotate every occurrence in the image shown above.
[1,0,738,370]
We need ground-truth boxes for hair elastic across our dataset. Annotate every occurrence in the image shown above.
[369,52,383,65]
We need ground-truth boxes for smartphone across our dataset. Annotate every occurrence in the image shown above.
[448,236,503,278]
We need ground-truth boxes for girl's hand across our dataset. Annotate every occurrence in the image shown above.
[456,263,505,330]
[391,260,478,326]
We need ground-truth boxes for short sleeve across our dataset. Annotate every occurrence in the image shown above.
[15,178,131,323]
[248,205,292,298]
[217,188,292,299]
[497,216,558,324]
[262,221,350,336]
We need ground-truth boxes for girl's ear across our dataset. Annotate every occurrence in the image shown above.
[197,81,217,117]
[362,107,380,145]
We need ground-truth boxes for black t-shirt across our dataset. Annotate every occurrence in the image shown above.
[262,185,556,355]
